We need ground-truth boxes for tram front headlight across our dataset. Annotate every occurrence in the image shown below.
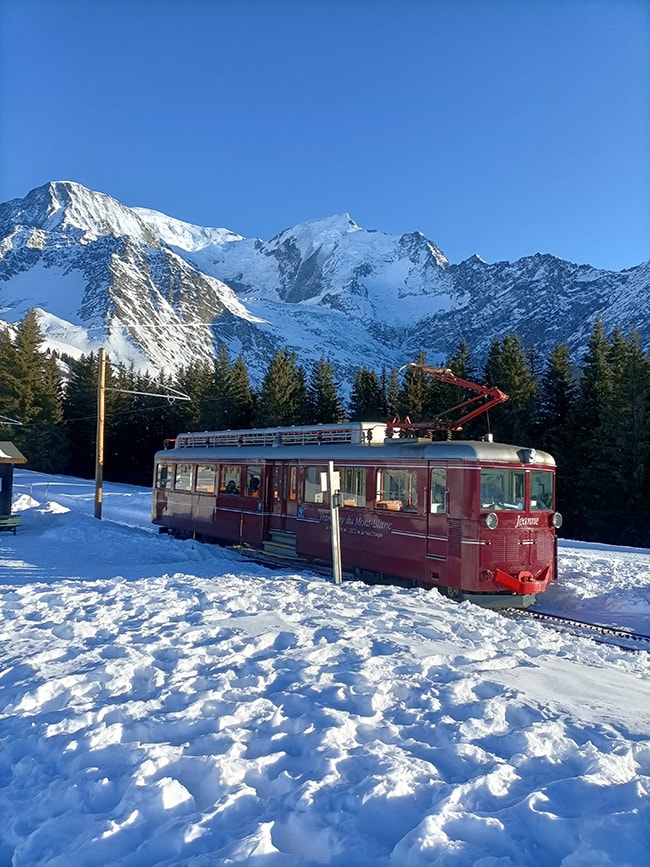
[550,512,563,529]
[482,512,499,530]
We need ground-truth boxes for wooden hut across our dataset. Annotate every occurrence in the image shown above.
[0,442,27,533]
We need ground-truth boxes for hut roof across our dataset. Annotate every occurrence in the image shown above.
[0,442,27,464]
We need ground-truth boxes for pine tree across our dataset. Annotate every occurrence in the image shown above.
[537,343,577,522]
[447,338,475,381]
[103,362,135,482]
[0,328,19,424]
[5,312,66,471]
[538,344,576,453]
[575,317,612,428]
[201,344,233,430]
[306,359,345,424]
[606,329,650,544]
[440,338,481,437]
[192,346,255,431]
[255,350,308,426]
[398,352,428,422]
[150,369,193,451]
[63,352,105,479]
[484,333,537,443]
[34,351,67,472]
[569,317,615,540]
[382,367,400,419]
[174,361,214,429]
[229,355,254,429]
[11,310,48,426]
[106,363,173,486]
[348,367,384,420]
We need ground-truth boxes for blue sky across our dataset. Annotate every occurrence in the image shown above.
[1,0,648,270]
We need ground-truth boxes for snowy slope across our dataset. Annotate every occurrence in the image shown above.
[0,470,649,866]
[132,207,244,251]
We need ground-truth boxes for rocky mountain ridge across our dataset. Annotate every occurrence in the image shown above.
[0,180,647,383]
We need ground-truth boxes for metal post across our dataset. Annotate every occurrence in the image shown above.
[328,460,343,585]
[94,348,106,520]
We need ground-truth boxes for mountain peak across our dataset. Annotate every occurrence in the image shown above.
[269,213,361,245]
[300,213,360,231]
[3,180,158,244]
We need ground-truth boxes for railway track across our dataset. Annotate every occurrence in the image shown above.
[503,607,650,652]
[236,546,650,652]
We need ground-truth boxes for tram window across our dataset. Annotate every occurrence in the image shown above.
[174,463,194,491]
[431,468,447,513]
[289,466,297,501]
[340,467,366,507]
[195,464,216,493]
[480,469,525,510]
[156,463,173,490]
[304,466,326,503]
[219,465,241,495]
[376,468,418,511]
[246,466,261,497]
[530,471,553,510]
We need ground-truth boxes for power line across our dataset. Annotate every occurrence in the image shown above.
[0,414,22,426]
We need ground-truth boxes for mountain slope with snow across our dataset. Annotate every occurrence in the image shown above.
[0,182,268,373]
[1,181,648,381]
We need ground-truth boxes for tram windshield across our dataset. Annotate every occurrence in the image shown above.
[480,469,525,510]
[480,468,554,510]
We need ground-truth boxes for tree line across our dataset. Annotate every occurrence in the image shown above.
[2,310,649,547]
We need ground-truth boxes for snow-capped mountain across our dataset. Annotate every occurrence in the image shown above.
[0,181,648,383]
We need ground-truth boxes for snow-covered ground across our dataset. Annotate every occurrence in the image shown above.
[1,470,649,866]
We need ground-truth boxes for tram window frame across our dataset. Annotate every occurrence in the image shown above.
[530,470,554,510]
[195,464,217,493]
[376,468,418,512]
[156,463,173,490]
[219,465,241,495]
[430,468,447,513]
[289,465,298,501]
[304,466,327,503]
[480,468,526,510]
[246,466,262,498]
[174,463,194,491]
[339,466,366,507]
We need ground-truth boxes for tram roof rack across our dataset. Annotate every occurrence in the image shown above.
[172,422,388,450]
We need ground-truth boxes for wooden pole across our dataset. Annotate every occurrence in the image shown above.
[94,348,106,520]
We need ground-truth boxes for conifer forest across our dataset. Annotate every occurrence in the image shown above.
[2,310,649,548]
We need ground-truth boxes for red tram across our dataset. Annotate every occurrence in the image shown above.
[152,421,561,607]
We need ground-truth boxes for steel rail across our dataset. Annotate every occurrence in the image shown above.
[503,607,650,652]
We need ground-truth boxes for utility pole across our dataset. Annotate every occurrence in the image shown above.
[93,348,189,521]
[94,347,106,519]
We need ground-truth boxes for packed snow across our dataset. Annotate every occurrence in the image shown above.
[1,470,649,866]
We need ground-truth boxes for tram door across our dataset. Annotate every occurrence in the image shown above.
[268,463,298,534]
